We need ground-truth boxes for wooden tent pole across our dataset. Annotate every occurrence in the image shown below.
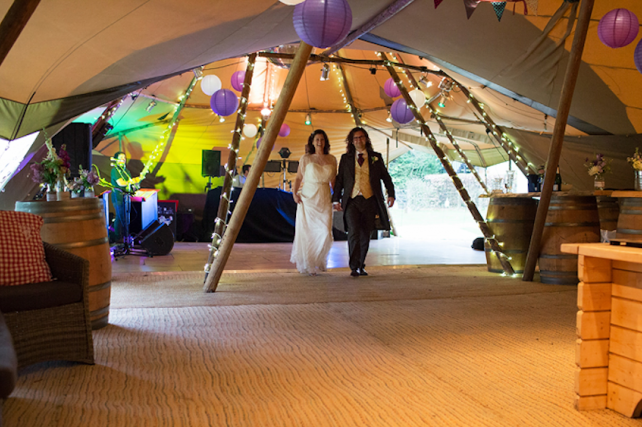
[381,52,515,276]
[203,42,314,293]
[204,53,257,279]
[336,64,362,127]
[522,0,595,282]
[0,0,41,67]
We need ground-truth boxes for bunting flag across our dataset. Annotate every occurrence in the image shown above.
[434,0,444,8]
[524,0,538,15]
[491,2,506,21]
[464,0,480,19]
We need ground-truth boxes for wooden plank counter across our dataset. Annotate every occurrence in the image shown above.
[561,242,642,417]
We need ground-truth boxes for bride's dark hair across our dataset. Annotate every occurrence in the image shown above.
[306,130,330,154]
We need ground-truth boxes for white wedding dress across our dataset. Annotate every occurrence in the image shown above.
[290,161,335,274]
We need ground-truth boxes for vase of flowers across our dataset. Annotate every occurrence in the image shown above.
[584,153,611,190]
[69,166,100,197]
[30,137,71,201]
[628,148,642,190]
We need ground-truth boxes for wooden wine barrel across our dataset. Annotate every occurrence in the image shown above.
[15,198,111,329]
[616,198,642,242]
[539,195,600,285]
[596,196,619,231]
[484,197,538,273]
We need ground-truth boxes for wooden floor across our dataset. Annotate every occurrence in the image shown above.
[112,235,486,274]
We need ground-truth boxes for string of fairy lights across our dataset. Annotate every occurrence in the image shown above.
[141,67,204,175]
[204,55,257,276]
[378,51,516,277]
[457,84,534,176]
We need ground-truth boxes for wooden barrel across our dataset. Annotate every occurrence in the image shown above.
[484,197,538,273]
[15,198,111,329]
[596,196,619,231]
[616,198,642,242]
[539,195,600,285]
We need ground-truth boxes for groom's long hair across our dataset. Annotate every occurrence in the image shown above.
[345,127,373,155]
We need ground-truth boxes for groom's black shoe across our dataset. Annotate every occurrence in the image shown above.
[358,268,368,276]
[350,270,360,277]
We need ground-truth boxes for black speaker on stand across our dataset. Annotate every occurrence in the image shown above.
[202,150,222,192]
[52,123,92,177]
[132,220,175,256]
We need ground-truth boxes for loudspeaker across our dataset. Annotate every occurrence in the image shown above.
[134,220,175,256]
[52,123,92,178]
[264,160,282,173]
[287,161,299,174]
[202,150,221,177]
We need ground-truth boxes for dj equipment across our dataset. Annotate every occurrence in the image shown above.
[264,160,282,173]
[287,161,299,174]
[134,220,175,256]
[52,123,92,178]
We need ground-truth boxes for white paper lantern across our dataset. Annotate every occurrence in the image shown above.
[243,124,258,138]
[201,75,222,96]
[409,89,426,108]
[280,0,306,5]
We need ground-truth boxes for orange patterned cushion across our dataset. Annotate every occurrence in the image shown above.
[0,210,52,286]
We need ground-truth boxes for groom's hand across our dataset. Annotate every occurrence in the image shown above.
[333,202,342,212]
[387,197,395,208]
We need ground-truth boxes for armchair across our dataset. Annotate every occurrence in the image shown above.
[0,243,94,369]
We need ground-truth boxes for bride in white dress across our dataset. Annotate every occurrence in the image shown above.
[290,130,337,275]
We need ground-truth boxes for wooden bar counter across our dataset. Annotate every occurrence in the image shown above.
[561,242,642,417]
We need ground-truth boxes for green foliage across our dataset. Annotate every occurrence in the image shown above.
[388,151,445,189]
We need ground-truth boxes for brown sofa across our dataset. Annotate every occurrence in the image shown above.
[0,243,94,369]
[0,312,17,427]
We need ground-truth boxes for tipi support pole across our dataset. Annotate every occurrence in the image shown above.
[336,64,362,127]
[0,0,41,67]
[381,52,515,276]
[523,0,594,282]
[204,54,257,279]
[203,42,313,292]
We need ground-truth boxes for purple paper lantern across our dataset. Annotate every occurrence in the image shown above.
[231,71,246,92]
[598,8,639,48]
[293,0,352,49]
[256,137,262,149]
[210,89,238,117]
[634,39,642,74]
[384,78,401,98]
[391,98,414,124]
[279,123,291,137]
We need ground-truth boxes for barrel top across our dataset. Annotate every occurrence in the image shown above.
[480,190,602,199]
[15,198,103,214]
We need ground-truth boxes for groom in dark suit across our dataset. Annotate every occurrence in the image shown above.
[333,127,395,277]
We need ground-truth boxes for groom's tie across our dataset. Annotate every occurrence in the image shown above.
[357,153,364,167]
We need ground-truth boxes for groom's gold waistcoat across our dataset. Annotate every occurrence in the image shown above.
[351,152,373,199]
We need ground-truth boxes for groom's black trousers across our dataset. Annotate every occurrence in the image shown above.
[344,195,376,271]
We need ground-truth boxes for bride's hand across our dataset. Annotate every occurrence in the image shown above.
[293,193,302,204]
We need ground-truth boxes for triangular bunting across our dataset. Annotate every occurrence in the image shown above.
[524,0,538,15]
[491,2,506,21]
[434,0,444,9]
[464,0,480,19]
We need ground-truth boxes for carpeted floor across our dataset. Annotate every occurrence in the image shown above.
[5,266,641,426]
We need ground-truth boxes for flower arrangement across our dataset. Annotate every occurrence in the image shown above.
[628,148,642,171]
[69,166,99,194]
[584,153,611,179]
[30,138,71,188]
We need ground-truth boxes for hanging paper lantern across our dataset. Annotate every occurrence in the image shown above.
[293,0,352,49]
[390,98,414,124]
[256,137,262,149]
[384,78,401,98]
[279,124,291,137]
[409,89,426,108]
[598,8,639,48]
[243,124,258,138]
[201,75,222,96]
[279,0,306,4]
[210,89,238,117]
[634,39,642,74]
[231,71,246,92]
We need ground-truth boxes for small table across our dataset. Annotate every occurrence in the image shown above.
[561,242,642,417]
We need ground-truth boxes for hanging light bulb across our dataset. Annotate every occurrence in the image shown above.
[261,103,271,119]
[305,113,312,125]
[386,109,392,122]
[438,95,447,108]
[219,116,225,123]
[146,100,157,112]
[320,63,330,81]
